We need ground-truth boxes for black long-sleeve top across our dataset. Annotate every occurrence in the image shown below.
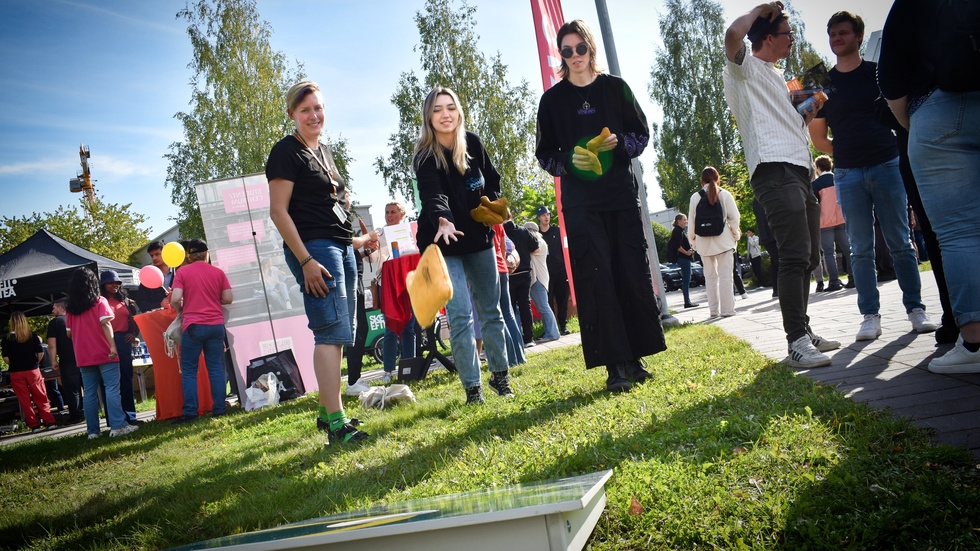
[535,73,649,213]
[414,131,501,256]
[877,0,938,110]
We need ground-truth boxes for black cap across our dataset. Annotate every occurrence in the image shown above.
[536,205,551,217]
[186,238,208,254]
[747,15,780,44]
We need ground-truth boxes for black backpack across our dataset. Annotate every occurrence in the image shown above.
[694,189,725,237]
[927,0,980,92]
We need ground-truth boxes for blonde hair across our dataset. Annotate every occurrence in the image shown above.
[413,87,470,174]
[701,166,721,205]
[286,80,320,116]
[7,311,31,343]
[385,201,407,217]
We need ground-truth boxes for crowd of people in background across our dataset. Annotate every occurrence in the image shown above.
[4,4,977,445]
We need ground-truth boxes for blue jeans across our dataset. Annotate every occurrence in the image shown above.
[909,89,980,328]
[819,224,849,282]
[530,280,560,340]
[180,323,227,418]
[284,239,356,346]
[498,272,526,366]
[677,257,693,305]
[444,247,507,389]
[835,157,924,315]
[81,362,126,434]
[383,315,416,373]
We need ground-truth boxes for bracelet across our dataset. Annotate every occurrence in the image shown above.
[299,255,314,267]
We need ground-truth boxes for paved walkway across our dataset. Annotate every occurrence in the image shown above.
[668,273,980,460]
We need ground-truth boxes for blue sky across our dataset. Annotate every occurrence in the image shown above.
[0,0,891,238]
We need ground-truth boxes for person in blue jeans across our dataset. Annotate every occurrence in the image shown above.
[670,214,698,308]
[413,86,511,404]
[809,10,937,342]
[524,222,561,342]
[878,0,980,373]
[377,201,417,383]
[170,239,233,423]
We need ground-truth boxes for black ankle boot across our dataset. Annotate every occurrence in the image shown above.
[605,364,632,393]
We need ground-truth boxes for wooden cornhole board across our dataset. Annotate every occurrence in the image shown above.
[169,470,612,551]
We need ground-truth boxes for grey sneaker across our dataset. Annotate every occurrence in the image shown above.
[382,371,393,384]
[489,371,515,397]
[856,314,882,341]
[908,308,939,334]
[465,385,485,404]
[786,336,831,368]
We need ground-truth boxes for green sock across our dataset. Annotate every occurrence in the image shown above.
[317,406,330,423]
[327,409,347,431]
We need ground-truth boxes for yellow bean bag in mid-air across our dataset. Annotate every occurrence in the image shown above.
[407,244,454,328]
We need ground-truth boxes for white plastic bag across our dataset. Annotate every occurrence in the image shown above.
[245,372,283,411]
[358,384,417,409]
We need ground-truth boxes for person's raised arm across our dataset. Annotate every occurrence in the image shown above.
[726,2,783,63]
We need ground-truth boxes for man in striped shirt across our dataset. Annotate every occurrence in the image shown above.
[723,1,841,368]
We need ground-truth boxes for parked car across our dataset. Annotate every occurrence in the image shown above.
[660,263,683,291]
[663,262,705,288]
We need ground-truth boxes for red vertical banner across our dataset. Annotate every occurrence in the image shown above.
[530,0,577,305]
[530,0,564,91]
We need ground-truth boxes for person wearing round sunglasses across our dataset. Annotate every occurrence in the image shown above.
[535,19,666,393]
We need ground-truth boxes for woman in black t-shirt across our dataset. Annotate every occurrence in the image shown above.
[670,214,698,308]
[412,86,511,405]
[1,311,57,432]
[266,80,377,444]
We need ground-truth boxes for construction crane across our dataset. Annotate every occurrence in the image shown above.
[68,143,96,205]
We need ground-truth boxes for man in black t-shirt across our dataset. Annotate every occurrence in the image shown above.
[809,11,937,342]
[536,206,570,335]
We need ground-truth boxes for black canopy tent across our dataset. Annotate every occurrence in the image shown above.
[0,229,138,324]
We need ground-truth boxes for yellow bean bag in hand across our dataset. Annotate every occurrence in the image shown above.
[481,196,509,217]
[586,127,611,153]
[407,244,454,328]
[470,204,504,226]
[574,145,603,176]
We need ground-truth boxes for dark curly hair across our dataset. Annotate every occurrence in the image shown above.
[66,267,101,315]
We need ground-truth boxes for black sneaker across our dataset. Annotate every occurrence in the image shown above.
[825,280,843,292]
[489,371,515,397]
[328,422,369,445]
[843,279,855,289]
[172,415,198,425]
[316,417,363,433]
[624,359,652,383]
[561,328,571,336]
[605,364,632,393]
[465,385,485,404]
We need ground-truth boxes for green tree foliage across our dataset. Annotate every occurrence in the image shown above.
[651,221,672,265]
[374,0,547,213]
[0,198,149,264]
[649,0,738,210]
[165,0,341,238]
[781,3,829,78]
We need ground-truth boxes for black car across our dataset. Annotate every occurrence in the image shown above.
[660,263,683,291]
[664,262,705,288]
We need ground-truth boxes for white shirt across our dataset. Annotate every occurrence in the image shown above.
[746,234,762,258]
[723,53,813,178]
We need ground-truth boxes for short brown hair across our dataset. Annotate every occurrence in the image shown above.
[827,11,864,38]
[815,155,834,173]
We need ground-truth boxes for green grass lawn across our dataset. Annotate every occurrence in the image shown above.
[2,323,978,550]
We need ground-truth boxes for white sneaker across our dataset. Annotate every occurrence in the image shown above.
[928,338,980,374]
[109,424,138,438]
[807,329,841,352]
[856,314,882,341]
[346,378,370,396]
[87,433,100,440]
[908,308,939,334]
[382,372,393,384]
[740,293,748,300]
[786,335,832,368]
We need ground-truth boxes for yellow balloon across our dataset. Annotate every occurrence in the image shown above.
[162,241,185,268]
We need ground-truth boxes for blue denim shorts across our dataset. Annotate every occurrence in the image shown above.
[283,239,355,346]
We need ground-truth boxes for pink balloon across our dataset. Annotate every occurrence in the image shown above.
[139,265,164,289]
